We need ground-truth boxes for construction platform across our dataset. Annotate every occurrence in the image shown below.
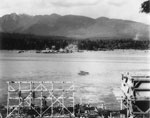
[0,73,149,118]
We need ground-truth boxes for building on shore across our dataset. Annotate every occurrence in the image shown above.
[64,44,78,53]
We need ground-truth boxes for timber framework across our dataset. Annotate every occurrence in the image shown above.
[121,73,150,118]
[6,81,75,118]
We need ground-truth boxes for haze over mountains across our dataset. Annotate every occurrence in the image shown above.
[0,13,149,40]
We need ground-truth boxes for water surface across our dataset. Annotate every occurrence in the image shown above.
[0,50,149,109]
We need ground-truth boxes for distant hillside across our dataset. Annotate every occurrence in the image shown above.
[0,32,149,50]
[0,13,149,40]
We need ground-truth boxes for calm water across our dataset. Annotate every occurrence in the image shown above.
[0,50,149,109]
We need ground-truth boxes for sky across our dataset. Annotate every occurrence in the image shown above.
[0,0,149,25]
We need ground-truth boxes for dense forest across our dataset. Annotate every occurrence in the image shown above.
[0,32,149,50]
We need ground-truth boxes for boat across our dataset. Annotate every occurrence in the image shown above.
[78,71,89,76]
[36,50,41,53]
[17,50,24,53]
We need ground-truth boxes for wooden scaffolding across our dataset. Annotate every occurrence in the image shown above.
[6,81,75,118]
[121,73,150,118]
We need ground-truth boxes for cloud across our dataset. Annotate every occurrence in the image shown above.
[49,0,100,7]
[107,0,127,7]
[108,2,126,7]
[0,0,45,9]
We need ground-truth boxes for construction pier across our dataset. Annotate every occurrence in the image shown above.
[0,73,150,118]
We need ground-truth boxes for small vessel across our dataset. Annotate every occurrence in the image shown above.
[36,50,41,53]
[17,50,24,53]
[78,71,89,76]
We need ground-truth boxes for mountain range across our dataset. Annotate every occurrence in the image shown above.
[0,13,149,40]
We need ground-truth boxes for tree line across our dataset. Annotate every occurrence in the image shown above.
[78,39,149,50]
[0,32,149,50]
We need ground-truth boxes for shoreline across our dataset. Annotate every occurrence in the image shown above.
[0,49,150,53]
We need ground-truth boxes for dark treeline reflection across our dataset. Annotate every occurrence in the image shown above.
[0,32,149,50]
